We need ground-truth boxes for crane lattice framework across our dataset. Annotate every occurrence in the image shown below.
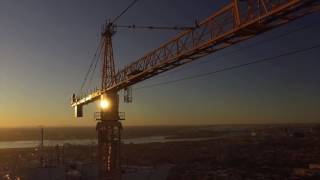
[71,0,319,180]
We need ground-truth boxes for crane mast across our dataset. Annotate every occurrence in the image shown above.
[70,0,319,180]
[101,23,116,89]
[96,22,122,180]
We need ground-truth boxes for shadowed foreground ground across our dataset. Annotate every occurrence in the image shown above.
[0,124,319,179]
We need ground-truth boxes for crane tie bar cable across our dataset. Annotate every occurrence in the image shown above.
[111,0,139,24]
[116,24,196,31]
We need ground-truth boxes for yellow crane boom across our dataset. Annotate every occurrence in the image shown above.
[72,0,319,110]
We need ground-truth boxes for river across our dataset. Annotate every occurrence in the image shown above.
[0,136,217,149]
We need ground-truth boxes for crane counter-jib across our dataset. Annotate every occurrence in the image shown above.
[71,91,102,107]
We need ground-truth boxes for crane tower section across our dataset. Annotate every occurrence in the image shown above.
[102,23,116,90]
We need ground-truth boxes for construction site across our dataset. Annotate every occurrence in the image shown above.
[0,0,320,179]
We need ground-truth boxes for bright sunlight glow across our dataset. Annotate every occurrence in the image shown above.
[100,99,110,109]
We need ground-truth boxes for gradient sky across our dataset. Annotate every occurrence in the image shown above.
[0,0,319,127]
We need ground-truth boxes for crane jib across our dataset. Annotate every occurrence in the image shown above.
[72,0,319,108]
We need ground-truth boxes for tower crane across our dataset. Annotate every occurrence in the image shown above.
[70,0,320,179]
